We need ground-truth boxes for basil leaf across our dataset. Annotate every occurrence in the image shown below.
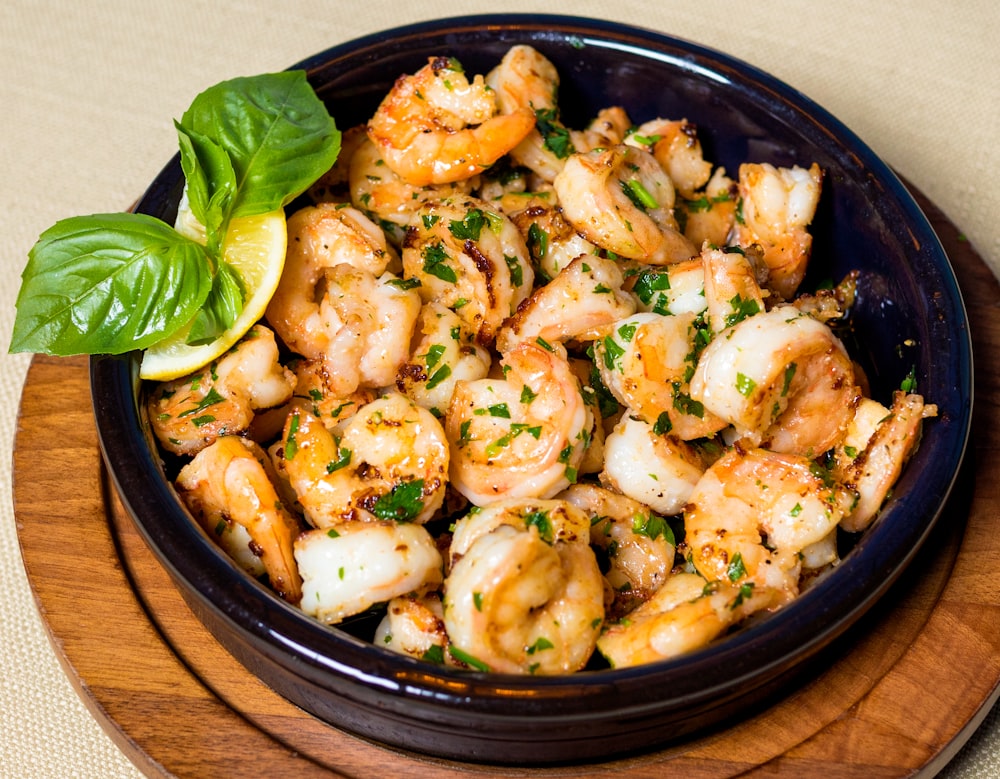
[185,259,245,345]
[11,213,211,355]
[180,70,341,219]
[175,121,237,255]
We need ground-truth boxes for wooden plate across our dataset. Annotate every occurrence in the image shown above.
[13,189,1000,778]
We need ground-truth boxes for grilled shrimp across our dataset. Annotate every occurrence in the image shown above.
[486,44,574,183]
[690,305,860,456]
[600,414,709,516]
[176,435,303,603]
[593,311,728,441]
[701,246,767,334]
[402,196,533,345]
[732,162,823,299]
[597,572,778,668]
[308,124,370,204]
[286,357,377,429]
[368,55,535,186]
[148,324,295,456]
[349,136,476,244]
[571,106,633,152]
[560,483,676,614]
[685,447,856,604]
[443,498,604,674]
[679,167,738,249]
[495,254,636,354]
[832,391,935,532]
[629,259,707,317]
[278,393,450,528]
[295,520,443,624]
[446,341,593,506]
[506,201,600,281]
[373,592,452,663]
[625,118,713,199]
[265,204,420,395]
[395,300,492,416]
[448,495,592,562]
[554,144,697,264]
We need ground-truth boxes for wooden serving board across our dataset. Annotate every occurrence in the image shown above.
[13,190,1000,778]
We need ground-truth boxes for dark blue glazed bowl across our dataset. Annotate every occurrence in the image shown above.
[91,15,972,765]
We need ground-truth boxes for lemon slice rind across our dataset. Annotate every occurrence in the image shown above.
[139,206,287,382]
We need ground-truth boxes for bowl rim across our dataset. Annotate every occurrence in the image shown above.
[91,11,974,724]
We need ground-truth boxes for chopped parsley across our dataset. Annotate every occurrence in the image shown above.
[534,107,575,159]
[723,293,761,328]
[736,372,757,397]
[448,208,487,241]
[370,479,425,522]
[727,552,748,582]
[601,335,626,372]
[179,387,225,418]
[421,242,457,283]
[523,509,554,543]
[622,178,659,210]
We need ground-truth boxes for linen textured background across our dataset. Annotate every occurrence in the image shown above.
[2,2,997,776]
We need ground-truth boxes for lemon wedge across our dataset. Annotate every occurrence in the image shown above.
[139,202,287,381]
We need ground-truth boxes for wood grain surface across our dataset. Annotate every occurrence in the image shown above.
[13,190,1000,778]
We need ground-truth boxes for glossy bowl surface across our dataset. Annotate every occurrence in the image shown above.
[91,14,972,765]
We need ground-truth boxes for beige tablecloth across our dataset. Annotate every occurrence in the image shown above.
[2,2,998,776]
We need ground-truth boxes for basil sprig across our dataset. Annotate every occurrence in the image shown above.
[11,70,341,356]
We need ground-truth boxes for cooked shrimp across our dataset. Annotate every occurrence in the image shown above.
[445,341,593,506]
[278,393,450,528]
[401,196,533,344]
[395,301,492,415]
[597,572,779,668]
[679,167,738,249]
[800,530,839,573]
[486,45,575,183]
[269,258,421,396]
[249,355,377,449]
[368,55,535,187]
[832,391,934,532]
[628,259,707,317]
[286,357,378,428]
[594,248,764,439]
[264,202,420,394]
[701,246,767,335]
[567,357,609,478]
[486,44,560,117]
[443,505,604,674]
[685,447,856,603]
[601,414,708,516]
[732,162,823,299]
[176,435,303,603]
[295,520,444,624]
[276,202,400,279]
[448,496,593,563]
[148,324,295,456]
[506,201,600,280]
[625,118,712,199]
[690,305,860,456]
[474,162,531,205]
[553,144,697,263]
[349,136,476,244]
[373,593,451,663]
[495,254,636,354]
[572,107,633,152]
[559,483,675,615]
[593,312,727,441]
[789,270,858,325]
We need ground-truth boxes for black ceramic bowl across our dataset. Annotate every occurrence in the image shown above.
[91,15,972,765]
